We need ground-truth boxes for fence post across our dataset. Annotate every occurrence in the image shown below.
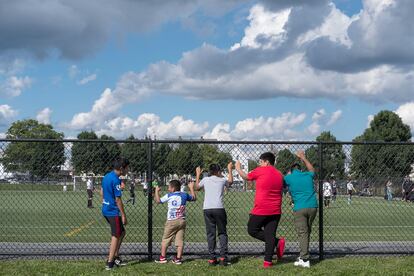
[147,140,153,261]
[318,142,324,260]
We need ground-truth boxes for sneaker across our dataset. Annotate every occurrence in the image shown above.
[114,256,127,267]
[208,258,218,266]
[171,257,182,265]
[105,261,115,270]
[263,261,273,268]
[219,257,231,266]
[276,237,285,260]
[294,258,310,268]
[155,256,167,264]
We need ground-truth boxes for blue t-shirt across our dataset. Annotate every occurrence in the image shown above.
[102,171,122,217]
[284,170,318,212]
[160,192,194,220]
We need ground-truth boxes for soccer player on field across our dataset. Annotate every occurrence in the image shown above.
[322,180,332,208]
[283,150,317,268]
[154,179,196,265]
[235,152,285,268]
[347,179,356,205]
[195,162,233,266]
[101,157,130,270]
[86,176,94,208]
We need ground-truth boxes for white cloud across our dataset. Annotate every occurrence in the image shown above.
[95,114,209,139]
[36,107,52,124]
[68,65,79,79]
[395,102,414,134]
[307,122,321,136]
[77,73,97,85]
[0,104,18,125]
[0,132,5,138]
[0,76,32,97]
[367,114,374,128]
[312,109,326,121]
[327,110,342,126]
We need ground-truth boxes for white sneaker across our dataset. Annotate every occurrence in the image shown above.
[294,258,310,268]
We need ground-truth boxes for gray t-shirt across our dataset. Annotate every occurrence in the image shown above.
[199,175,228,210]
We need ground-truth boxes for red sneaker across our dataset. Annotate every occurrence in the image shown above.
[276,237,285,260]
[263,261,273,268]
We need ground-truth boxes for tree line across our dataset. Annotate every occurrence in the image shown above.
[0,110,413,182]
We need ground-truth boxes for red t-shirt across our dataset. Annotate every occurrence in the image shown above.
[247,166,283,215]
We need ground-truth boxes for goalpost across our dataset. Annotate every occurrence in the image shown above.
[72,175,104,191]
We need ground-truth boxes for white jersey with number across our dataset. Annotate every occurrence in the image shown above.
[323,182,332,197]
[347,182,354,191]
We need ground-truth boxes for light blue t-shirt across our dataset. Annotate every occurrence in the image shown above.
[160,192,194,220]
[284,170,318,212]
[101,171,122,217]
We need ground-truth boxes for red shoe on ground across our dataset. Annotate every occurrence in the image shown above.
[263,261,273,268]
[276,237,286,260]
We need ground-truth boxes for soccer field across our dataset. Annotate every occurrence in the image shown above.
[1,186,414,248]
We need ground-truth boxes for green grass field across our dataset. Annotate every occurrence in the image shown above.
[1,257,413,275]
[1,184,414,245]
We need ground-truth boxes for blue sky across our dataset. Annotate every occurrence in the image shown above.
[1,0,413,141]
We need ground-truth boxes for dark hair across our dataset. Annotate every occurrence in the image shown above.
[259,152,275,165]
[113,157,130,170]
[291,163,302,171]
[209,164,221,175]
[169,179,181,191]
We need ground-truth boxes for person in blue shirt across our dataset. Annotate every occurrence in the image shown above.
[283,150,317,269]
[101,157,130,271]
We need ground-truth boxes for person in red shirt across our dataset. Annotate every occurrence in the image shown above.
[235,152,285,268]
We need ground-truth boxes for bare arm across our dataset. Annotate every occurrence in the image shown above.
[154,186,161,203]
[235,160,248,180]
[296,150,315,172]
[227,162,233,185]
[116,197,127,225]
[100,187,103,202]
[195,167,202,191]
[188,181,196,201]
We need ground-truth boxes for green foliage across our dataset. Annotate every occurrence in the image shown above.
[248,159,258,171]
[351,111,413,178]
[153,143,173,178]
[71,131,120,175]
[306,131,345,179]
[200,144,232,170]
[166,143,203,175]
[1,120,65,179]
[275,148,296,174]
[120,135,148,175]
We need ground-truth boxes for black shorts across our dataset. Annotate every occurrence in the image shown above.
[105,216,125,237]
[348,190,353,195]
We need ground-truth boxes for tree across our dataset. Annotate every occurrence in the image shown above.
[166,143,203,176]
[305,131,346,179]
[200,144,233,170]
[121,135,148,176]
[153,143,173,180]
[1,119,65,179]
[275,148,296,174]
[71,132,120,175]
[351,111,413,179]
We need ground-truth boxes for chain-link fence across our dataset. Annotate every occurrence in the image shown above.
[0,139,413,259]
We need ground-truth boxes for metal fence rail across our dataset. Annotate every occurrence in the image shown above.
[0,139,413,260]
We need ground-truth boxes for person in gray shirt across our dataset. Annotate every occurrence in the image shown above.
[196,162,233,266]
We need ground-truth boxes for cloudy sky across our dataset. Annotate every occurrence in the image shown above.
[1,0,413,141]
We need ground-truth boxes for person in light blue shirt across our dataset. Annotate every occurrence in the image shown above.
[101,157,129,271]
[283,150,317,268]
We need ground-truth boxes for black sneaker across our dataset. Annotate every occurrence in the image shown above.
[105,261,115,270]
[114,256,127,267]
[219,257,231,266]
